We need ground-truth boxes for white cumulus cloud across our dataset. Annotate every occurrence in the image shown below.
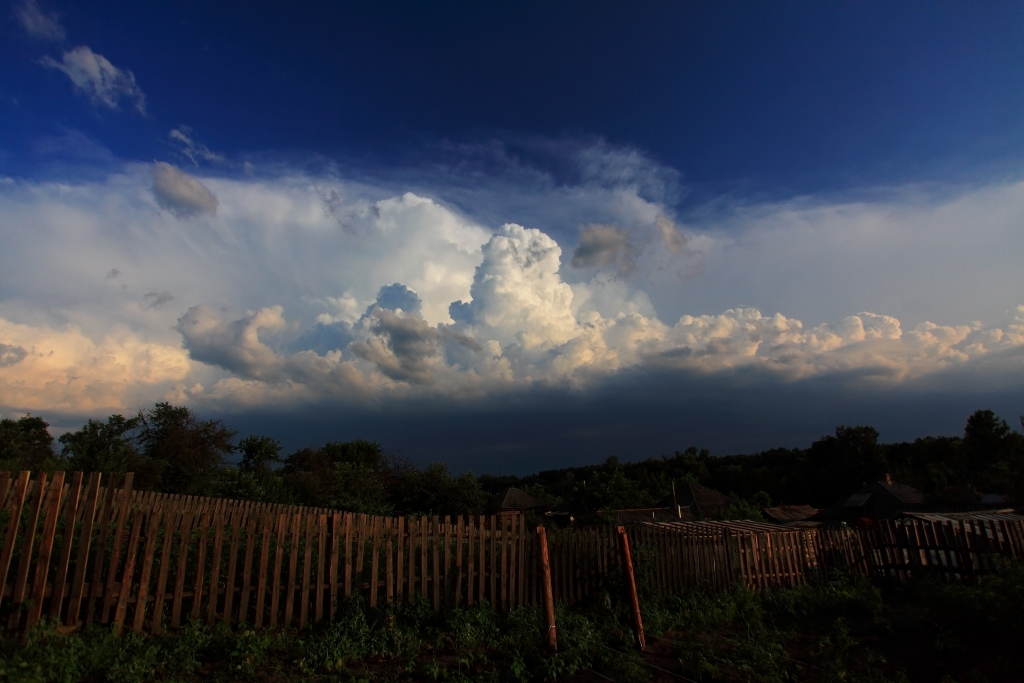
[1,161,1023,421]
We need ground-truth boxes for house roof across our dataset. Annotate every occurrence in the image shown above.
[877,480,926,506]
[495,487,549,510]
[763,505,820,524]
[674,482,736,517]
[819,479,926,520]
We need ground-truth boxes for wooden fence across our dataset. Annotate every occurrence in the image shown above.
[3,471,1023,636]
[0,472,537,635]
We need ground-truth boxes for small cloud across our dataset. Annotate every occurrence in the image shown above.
[40,46,146,113]
[369,283,422,316]
[0,343,27,368]
[169,126,225,166]
[106,268,120,280]
[570,223,638,275]
[16,0,65,41]
[143,290,174,309]
[151,162,218,218]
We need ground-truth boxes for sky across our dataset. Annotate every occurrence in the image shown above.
[1,1,1023,473]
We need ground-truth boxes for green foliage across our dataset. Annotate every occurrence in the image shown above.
[0,415,58,471]
[138,403,236,495]
[59,414,160,486]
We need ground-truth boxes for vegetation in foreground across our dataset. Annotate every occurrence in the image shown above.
[2,565,1022,683]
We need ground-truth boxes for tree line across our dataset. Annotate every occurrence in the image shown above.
[1,403,1021,520]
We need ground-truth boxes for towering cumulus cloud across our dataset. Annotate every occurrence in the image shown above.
[1,165,1023,421]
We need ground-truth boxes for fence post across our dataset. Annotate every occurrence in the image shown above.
[537,526,557,653]
[617,526,646,652]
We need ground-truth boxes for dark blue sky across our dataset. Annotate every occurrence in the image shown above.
[1,1,1023,471]
[4,1,1023,191]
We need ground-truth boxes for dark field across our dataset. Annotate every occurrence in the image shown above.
[3,564,1022,683]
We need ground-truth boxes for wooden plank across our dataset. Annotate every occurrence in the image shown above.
[329,512,341,620]
[421,516,429,601]
[431,516,441,612]
[222,513,242,626]
[300,514,314,628]
[207,513,226,624]
[254,513,274,630]
[8,471,49,630]
[190,512,212,621]
[284,513,301,627]
[343,513,353,600]
[112,510,145,635]
[238,515,258,627]
[132,509,164,633]
[385,517,394,606]
[395,516,405,606]
[407,516,416,604]
[488,515,497,610]
[518,515,526,606]
[48,472,83,624]
[66,472,102,626]
[26,471,66,629]
[269,513,287,628]
[0,472,30,617]
[170,511,194,628]
[355,515,366,595]
[454,516,464,607]
[316,513,327,623]
[442,515,451,610]
[477,515,486,606]
[466,517,475,607]
[100,473,134,624]
[369,516,382,608]
[151,511,179,635]
[509,515,519,606]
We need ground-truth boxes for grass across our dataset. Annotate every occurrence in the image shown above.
[2,565,1022,682]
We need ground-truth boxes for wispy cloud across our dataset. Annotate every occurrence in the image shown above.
[41,46,146,113]
[169,127,226,166]
[15,0,65,41]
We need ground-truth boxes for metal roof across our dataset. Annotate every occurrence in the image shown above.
[636,520,797,534]
[903,509,1024,523]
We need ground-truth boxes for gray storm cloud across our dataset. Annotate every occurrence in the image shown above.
[0,343,27,368]
[571,224,638,275]
[151,162,219,218]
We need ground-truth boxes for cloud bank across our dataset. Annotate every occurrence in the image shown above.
[0,156,1021,460]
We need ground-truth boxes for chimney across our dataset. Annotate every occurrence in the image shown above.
[884,472,893,485]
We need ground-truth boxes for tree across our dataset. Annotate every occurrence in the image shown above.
[805,425,888,506]
[281,439,397,513]
[58,414,155,483]
[138,403,236,494]
[0,415,56,470]
[389,462,488,516]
